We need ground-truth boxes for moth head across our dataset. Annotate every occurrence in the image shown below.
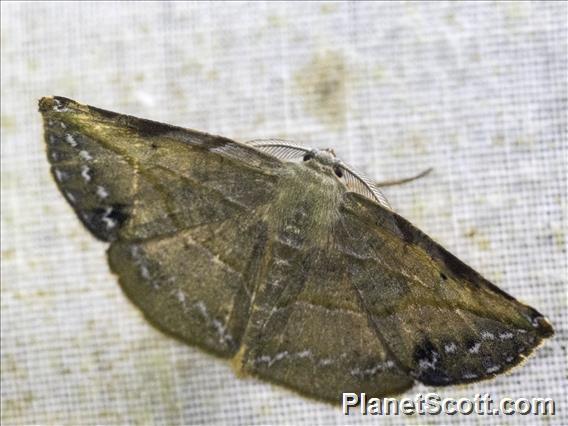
[248,139,391,208]
[302,148,344,179]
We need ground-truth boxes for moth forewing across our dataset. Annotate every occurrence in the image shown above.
[40,96,554,404]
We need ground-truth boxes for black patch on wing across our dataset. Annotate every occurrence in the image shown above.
[412,338,437,365]
[106,203,130,226]
[79,203,131,241]
[411,337,452,385]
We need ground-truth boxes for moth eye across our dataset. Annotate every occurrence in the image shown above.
[334,167,343,178]
[303,153,313,162]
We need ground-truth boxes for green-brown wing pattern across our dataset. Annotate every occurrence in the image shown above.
[41,97,553,404]
[41,97,280,356]
[337,192,553,386]
[235,241,414,402]
[40,96,281,242]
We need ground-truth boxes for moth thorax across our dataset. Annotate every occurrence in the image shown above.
[266,164,342,249]
[313,148,337,166]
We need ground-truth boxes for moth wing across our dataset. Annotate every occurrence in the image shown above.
[41,96,282,357]
[337,192,553,386]
[40,96,282,242]
[236,240,414,402]
[107,215,269,357]
[237,191,553,402]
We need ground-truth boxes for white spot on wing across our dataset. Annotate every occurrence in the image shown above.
[140,265,150,279]
[195,300,207,316]
[101,207,116,229]
[350,360,396,378]
[81,165,91,182]
[194,301,234,345]
[54,168,68,182]
[175,289,186,303]
[65,134,78,147]
[65,191,76,203]
[96,186,109,199]
[444,343,457,353]
[273,351,288,362]
[486,365,500,373]
[130,245,154,283]
[79,150,93,161]
[275,258,290,266]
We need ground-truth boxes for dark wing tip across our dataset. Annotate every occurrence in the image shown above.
[522,304,554,338]
[39,96,56,112]
[38,96,76,113]
[38,96,175,137]
[534,315,554,338]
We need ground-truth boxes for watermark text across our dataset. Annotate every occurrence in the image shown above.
[343,392,555,416]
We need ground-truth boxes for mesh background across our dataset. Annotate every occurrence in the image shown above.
[1,2,566,425]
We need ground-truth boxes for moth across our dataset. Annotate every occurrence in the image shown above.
[40,96,553,403]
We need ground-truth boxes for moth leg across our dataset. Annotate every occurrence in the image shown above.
[374,167,433,187]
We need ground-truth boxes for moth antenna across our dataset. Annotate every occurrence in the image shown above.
[246,139,312,161]
[338,163,392,210]
[375,168,433,187]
